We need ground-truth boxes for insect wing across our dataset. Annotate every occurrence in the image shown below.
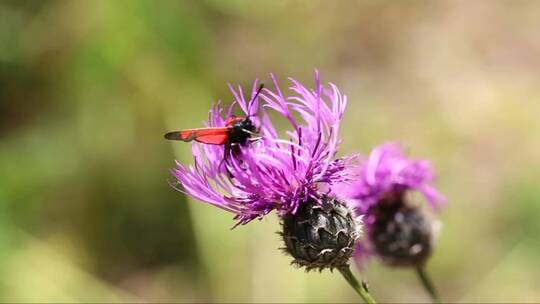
[192,128,230,144]
[225,115,236,126]
[225,116,245,127]
[164,128,230,145]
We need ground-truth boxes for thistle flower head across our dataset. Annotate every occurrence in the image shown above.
[340,143,445,214]
[337,143,445,267]
[171,71,356,226]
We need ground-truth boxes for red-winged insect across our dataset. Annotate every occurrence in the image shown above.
[164,84,264,157]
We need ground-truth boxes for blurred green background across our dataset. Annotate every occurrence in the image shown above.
[1,0,540,302]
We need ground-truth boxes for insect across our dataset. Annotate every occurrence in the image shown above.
[164,84,264,151]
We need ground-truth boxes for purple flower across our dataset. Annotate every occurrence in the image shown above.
[171,71,356,226]
[339,143,445,214]
[337,143,445,266]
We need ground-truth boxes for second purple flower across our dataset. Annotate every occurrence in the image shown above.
[337,143,445,267]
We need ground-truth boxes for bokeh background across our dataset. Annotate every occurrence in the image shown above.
[1,0,540,302]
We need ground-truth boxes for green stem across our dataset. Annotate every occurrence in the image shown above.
[416,266,441,303]
[339,266,377,304]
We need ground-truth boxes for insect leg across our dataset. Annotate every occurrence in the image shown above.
[248,136,262,142]
[241,129,259,136]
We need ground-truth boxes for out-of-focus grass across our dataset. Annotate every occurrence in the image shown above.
[1,0,540,302]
